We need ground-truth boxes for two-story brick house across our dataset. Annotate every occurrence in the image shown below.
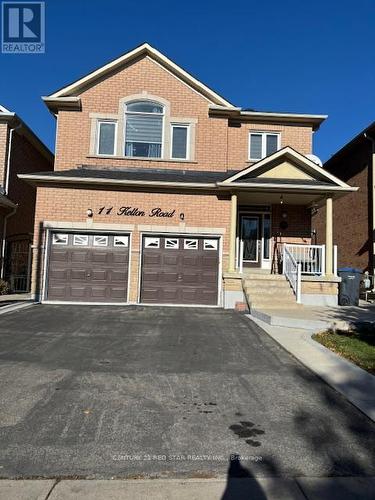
[0,105,53,292]
[21,43,356,308]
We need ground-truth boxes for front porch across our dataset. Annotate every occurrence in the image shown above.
[219,148,356,309]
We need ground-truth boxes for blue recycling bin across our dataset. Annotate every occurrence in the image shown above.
[338,267,362,306]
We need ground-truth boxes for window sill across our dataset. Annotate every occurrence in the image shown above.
[87,154,198,164]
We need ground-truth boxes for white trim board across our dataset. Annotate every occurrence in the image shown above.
[222,146,352,188]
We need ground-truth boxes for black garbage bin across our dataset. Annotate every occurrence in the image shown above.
[338,267,362,306]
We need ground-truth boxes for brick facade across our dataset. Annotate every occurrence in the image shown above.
[313,140,372,271]
[6,131,52,240]
[54,56,313,172]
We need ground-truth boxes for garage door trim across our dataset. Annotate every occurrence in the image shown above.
[137,231,222,307]
[41,228,132,304]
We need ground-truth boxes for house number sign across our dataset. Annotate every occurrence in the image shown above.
[98,206,177,218]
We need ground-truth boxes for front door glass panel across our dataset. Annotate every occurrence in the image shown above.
[241,216,259,262]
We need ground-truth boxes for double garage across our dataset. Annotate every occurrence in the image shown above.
[45,231,220,306]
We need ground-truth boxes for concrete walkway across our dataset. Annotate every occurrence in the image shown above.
[249,314,375,422]
[251,303,375,331]
[1,477,375,499]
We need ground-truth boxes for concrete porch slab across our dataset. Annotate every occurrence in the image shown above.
[251,303,375,331]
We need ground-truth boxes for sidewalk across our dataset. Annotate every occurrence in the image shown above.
[248,314,375,422]
[1,477,375,499]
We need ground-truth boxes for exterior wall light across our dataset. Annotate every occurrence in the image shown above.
[87,208,93,218]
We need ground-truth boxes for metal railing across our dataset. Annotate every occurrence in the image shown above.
[283,245,301,303]
[235,237,244,274]
[284,244,325,276]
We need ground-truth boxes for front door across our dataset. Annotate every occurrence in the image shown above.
[241,215,261,267]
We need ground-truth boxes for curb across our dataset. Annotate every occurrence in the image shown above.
[0,301,36,316]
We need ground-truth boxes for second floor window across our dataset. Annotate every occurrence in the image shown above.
[171,124,189,160]
[249,132,280,161]
[125,101,164,158]
[97,121,117,155]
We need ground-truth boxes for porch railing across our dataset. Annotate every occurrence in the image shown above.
[284,244,326,276]
[283,245,301,303]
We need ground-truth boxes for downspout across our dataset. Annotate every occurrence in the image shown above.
[364,132,375,277]
[1,122,21,279]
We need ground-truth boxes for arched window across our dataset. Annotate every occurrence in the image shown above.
[125,101,164,158]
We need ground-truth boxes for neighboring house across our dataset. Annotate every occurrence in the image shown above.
[20,43,356,308]
[0,105,53,292]
[313,122,375,274]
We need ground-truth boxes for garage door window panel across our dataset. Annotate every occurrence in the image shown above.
[93,236,108,247]
[165,238,179,249]
[114,236,129,247]
[73,235,89,246]
[144,237,160,248]
[204,239,218,250]
[53,234,68,245]
[184,239,198,250]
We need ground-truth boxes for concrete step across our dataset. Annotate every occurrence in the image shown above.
[250,303,300,310]
[244,286,294,296]
[244,281,291,291]
[243,274,286,282]
[249,297,298,308]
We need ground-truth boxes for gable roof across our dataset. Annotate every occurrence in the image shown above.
[45,43,234,107]
[324,121,375,168]
[222,147,350,188]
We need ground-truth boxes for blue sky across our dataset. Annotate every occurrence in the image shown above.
[0,0,374,162]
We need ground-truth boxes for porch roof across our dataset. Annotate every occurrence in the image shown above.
[19,147,357,206]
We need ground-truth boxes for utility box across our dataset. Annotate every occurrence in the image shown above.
[338,268,362,306]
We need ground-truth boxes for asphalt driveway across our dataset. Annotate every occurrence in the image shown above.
[0,305,374,479]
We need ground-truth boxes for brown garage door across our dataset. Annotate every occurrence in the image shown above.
[46,232,129,302]
[140,235,219,305]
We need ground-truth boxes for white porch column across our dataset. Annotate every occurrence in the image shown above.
[325,196,333,276]
[228,193,237,272]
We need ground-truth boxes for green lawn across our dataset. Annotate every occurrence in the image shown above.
[313,326,375,374]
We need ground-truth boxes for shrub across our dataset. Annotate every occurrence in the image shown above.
[0,280,10,295]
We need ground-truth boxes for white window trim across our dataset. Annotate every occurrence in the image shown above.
[170,123,190,160]
[124,100,165,159]
[96,120,118,156]
[248,132,280,161]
